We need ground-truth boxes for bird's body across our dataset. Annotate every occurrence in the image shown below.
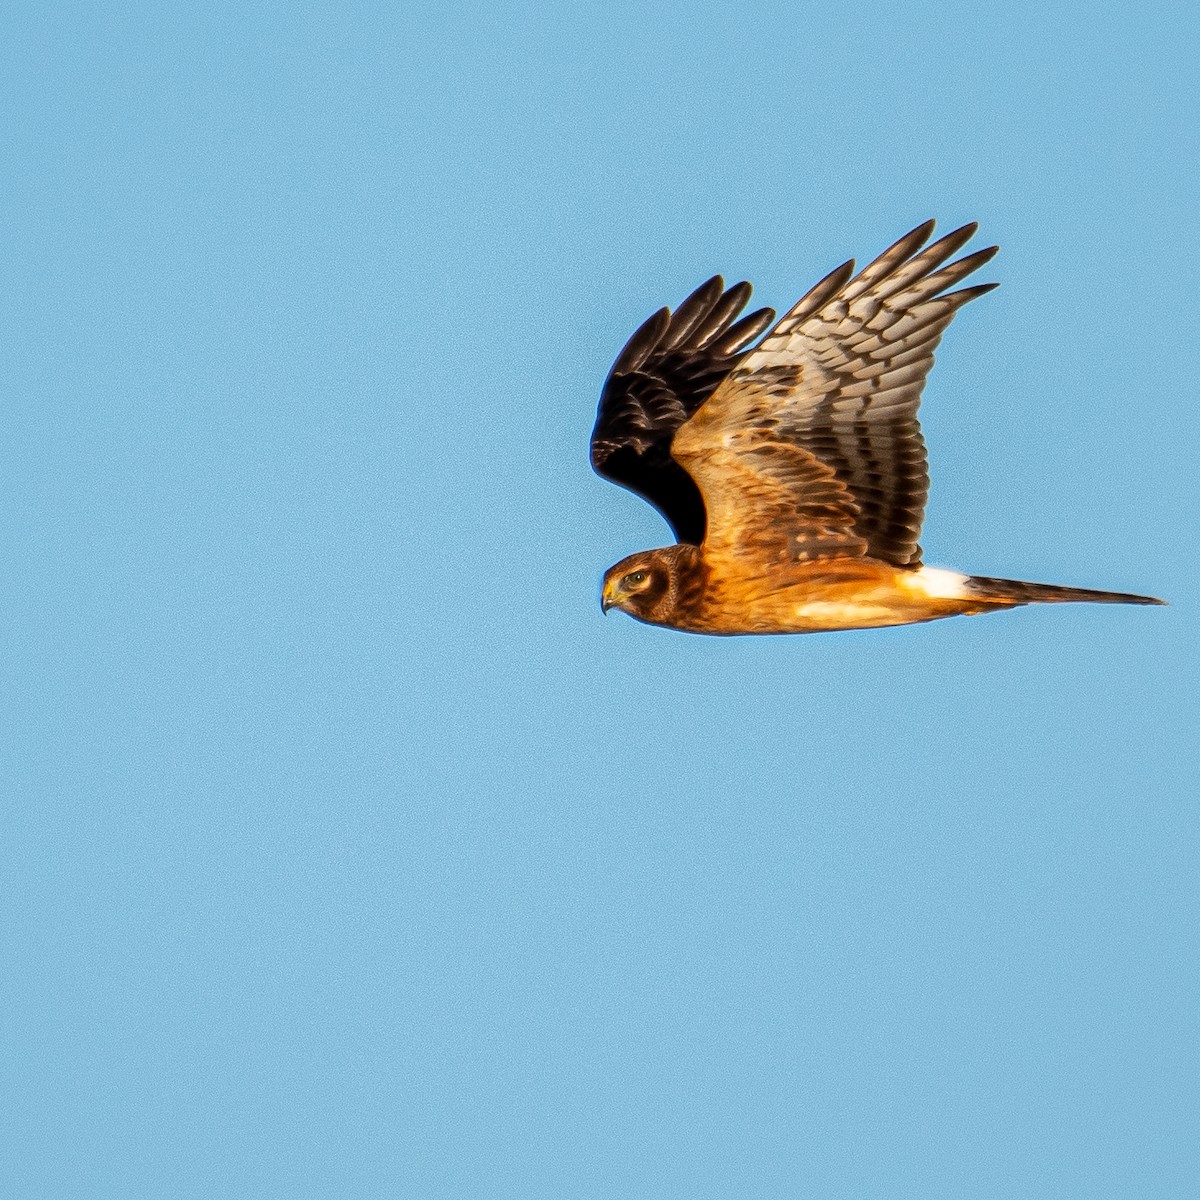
[591,221,1163,634]
[601,546,1156,635]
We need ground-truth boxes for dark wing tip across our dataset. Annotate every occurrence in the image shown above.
[962,243,1000,270]
[787,259,856,322]
[658,276,728,352]
[893,220,937,258]
[710,305,775,356]
[723,279,753,307]
[609,307,671,376]
[946,281,1000,305]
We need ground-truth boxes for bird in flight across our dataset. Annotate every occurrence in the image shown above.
[591,221,1163,634]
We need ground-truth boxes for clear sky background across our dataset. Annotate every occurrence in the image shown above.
[3,2,1197,1197]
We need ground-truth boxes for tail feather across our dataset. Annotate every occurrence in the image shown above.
[967,575,1165,607]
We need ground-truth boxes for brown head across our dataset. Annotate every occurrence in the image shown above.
[600,544,702,627]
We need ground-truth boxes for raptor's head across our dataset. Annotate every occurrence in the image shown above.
[601,546,696,625]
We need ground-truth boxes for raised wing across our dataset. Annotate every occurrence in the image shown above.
[672,221,997,567]
[591,277,774,545]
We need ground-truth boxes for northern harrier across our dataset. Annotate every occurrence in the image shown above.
[592,221,1162,634]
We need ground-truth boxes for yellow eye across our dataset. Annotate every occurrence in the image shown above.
[624,570,648,588]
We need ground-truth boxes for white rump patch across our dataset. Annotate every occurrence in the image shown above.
[908,566,970,599]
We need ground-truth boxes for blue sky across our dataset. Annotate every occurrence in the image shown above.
[3,2,1197,1197]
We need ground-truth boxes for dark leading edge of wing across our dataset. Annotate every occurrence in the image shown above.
[590,277,775,545]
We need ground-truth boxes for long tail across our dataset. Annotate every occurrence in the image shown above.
[966,575,1165,607]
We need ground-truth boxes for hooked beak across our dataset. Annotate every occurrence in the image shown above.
[601,579,618,614]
